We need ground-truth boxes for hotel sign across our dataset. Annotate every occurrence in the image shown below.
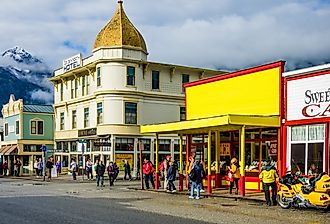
[287,73,330,121]
[63,54,82,72]
[78,128,97,137]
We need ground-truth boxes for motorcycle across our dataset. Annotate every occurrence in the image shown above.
[277,172,330,210]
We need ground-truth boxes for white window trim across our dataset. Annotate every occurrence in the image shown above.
[15,119,19,135]
[30,119,44,136]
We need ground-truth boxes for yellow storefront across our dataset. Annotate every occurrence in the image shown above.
[141,61,285,196]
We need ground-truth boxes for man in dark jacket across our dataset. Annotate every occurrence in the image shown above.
[96,160,106,187]
[167,161,177,192]
[189,159,203,200]
[46,158,54,180]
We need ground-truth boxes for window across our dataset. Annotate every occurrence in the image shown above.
[125,102,137,124]
[60,82,64,101]
[15,120,19,135]
[86,75,90,95]
[71,80,74,99]
[182,74,190,92]
[74,79,78,97]
[127,66,135,86]
[31,120,43,135]
[4,123,8,136]
[180,107,186,121]
[290,124,325,175]
[159,139,171,151]
[115,138,134,151]
[72,110,77,129]
[97,67,101,87]
[23,144,42,152]
[82,76,85,96]
[152,70,160,90]
[97,102,103,124]
[60,113,64,130]
[84,108,89,128]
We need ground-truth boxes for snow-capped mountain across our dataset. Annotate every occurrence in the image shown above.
[0,47,53,112]
[2,46,43,64]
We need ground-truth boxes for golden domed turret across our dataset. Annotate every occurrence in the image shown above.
[93,1,147,54]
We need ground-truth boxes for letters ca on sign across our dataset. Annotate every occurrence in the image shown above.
[63,54,82,72]
[302,88,330,118]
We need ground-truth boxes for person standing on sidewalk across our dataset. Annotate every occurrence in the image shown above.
[142,158,155,189]
[70,159,78,180]
[160,155,171,190]
[55,160,61,177]
[96,160,105,187]
[189,159,203,200]
[86,158,93,180]
[37,158,43,178]
[46,158,54,180]
[259,159,278,206]
[107,161,115,187]
[123,160,132,180]
[167,161,176,193]
[2,160,8,176]
[229,157,240,195]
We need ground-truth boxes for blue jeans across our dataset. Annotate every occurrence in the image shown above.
[191,181,200,198]
[96,175,104,186]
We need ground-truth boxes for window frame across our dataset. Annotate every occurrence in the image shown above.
[97,67,101,87]
[84,107,89,128]
[15,120,19,135]
[125,102,137,124]
[30,119,44,135]
[180,107,186,121]
[71,79,74,99]
[97,102,103,125]
[72,110,77,129]
[126,66,135,86]
[82,75,85,96]
[60,82,64,101]
[182,74,190,92]
[4,123,8,136]
[152,70,160,90]
[60,112,65,131]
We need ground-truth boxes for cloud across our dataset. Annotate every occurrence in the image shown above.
[30,89,53,104]
[0,0,330,71]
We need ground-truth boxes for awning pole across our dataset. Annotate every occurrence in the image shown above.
[155,133,160,190]
[215,131,220,188]
[179,134,183,191]
[239,126,246,196]
[207,130,212,194]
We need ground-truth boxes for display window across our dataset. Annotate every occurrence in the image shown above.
[288,124,325,175]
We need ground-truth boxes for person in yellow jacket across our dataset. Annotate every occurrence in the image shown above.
[229,158,240,195]
[259,159,279,206]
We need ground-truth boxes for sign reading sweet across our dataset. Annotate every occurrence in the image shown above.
[63,54,82,72]
[287,73,330,121]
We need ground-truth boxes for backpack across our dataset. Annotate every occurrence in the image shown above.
[189,168,197,181]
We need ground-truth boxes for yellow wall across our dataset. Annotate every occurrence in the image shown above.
[186,67,280,120]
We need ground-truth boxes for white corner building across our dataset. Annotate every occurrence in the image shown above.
[50,1,224,175]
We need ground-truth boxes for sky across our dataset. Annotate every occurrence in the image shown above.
[1,0,330,71]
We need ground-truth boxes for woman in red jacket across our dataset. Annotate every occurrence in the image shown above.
[143,158,155,189]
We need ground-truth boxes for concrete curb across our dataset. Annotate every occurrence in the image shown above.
[127,187,266,203]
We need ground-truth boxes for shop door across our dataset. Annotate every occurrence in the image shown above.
[22,156,30,175]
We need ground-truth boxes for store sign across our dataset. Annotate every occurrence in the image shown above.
[219,143,231,156]
[268,141,277,156]
[94,139,111,147]
[63,54,82,72]
[78,128,97,137]
[287,73,330,121]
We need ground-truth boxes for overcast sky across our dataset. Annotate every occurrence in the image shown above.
[1,0,330,71]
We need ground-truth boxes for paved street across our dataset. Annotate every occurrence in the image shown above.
[0,177,329,224]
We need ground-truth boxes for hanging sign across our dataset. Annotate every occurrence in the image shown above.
[219,143,231,156]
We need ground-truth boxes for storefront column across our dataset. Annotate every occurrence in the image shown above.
[207,130,212,194]
[325,123,329,173]
[215,131,220,188]
[155,133,160,190]
[179,134,184,191]
[239,126,246,196]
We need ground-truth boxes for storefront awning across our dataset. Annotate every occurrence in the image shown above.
[4,145,18,155]
[0,146,10,155]
[140,114,280,134]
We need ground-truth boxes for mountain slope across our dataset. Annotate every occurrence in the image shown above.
[0,47,53,111]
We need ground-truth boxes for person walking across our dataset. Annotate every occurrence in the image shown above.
[70,159,78,180]
[16,158,22,177]
[96,160,105,187]
[229,157,240,195]
[55,160,61,177]
[33,159,39,177]
[107,161,115,187]
[123,160,132,180]
[167,161,177,193]
[46,158,54,180]
[13,159,19,177]
[160,155,171,190]
[86,158,93,180]
[142,158,155,189]
[259,159,279,206]
[113,162,119,182]
[189,158,203,200]
[2,160,8,176]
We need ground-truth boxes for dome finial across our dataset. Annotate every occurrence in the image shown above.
[118,0,123,4]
